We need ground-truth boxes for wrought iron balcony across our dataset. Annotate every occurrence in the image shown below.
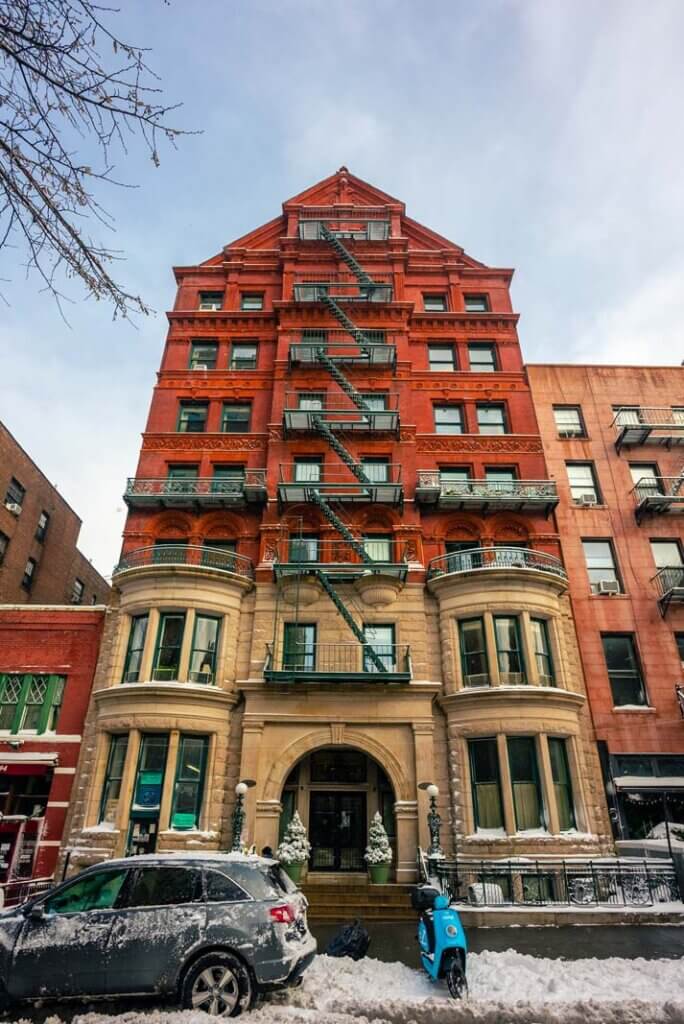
[288,329,397,368]
[428,546,567,584]
[283,392,399,434]
[273,539,409,581]
[631,476,684,523]
[277,465,403,508]
[652,565,684,616]
[613,407,684,452]
[264,642,411,684]
[113,544,254,580]
[293,282,393,304]
[415,473,559,516]
[298,213,390,242]
[124,471,267,509]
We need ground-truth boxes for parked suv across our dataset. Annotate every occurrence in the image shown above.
[0,853,316,1017]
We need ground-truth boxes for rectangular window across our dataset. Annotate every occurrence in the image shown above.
[0,674,65,734]
[464,294,490,312]
[132,733,169,813]
[360,458,389,482]
[531,619,554,684]
[363,534,392,562]
[188,615,220,684]
[177,402,208,433]
[676,633,684,668]
[650,539,683,569]
[289,534,319,562]
[99,734,129,824]
[297,392,325,410]
[582,540,622,593]
[629,463,661,495]
[485,467,516,493]
[440,467,471,495]
[230,343,258,370]
[423,294,447,312]
[468,738,504,830]
[171,735,209,829]
[468,342,497,372]
[553,406,585,438]
[294,458,322,482]
[35,511,50,542]
[70,578,85,605]
[122,614,149,683]
[507,736,544,830]
[221,403,251,433]
[673,407,684,424]
[613,405,640,426]
[459,618,489,686]
[211,465,244,495]
[152,614,186,681]
[494,616,526,683]
[549,738,576,830]
[283,623,316,671]
[434,405,463,434]
[21,558,36,591]
[566,463,600,504]
[477,403,507,434]
[601,634,647,706]
[428,344,456,371]
[363,624,396,672]
[359,392,388,411]
[240,293,264,311]
[4,478,25,507]
[198,291,223,311]
[189,341,218,370]
[0,531,8,564]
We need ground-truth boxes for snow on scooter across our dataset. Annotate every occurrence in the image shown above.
[411,884,468,998]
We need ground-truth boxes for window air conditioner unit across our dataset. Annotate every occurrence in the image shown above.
[578,493,597,506]
[501,672,525,685]
[4,502,21,516]
[465,673,490,688]
[597,579,621,595]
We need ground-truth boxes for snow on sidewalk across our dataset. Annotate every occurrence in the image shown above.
[7,951,684,1024]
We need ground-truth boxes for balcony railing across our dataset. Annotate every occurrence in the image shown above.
[293,282,393,304]
[277,465,403,507]
[283,392,399,434]
[652,565,684,615]
[288,329,397,368]
[273,539,409,580]
[113,544,254,580]
[415,473,559,516]
[264,642,411,683]
[298,215,390,241]
[124,472,267,508]
[428,546,567,583]
[631,476,684,523]
[613,407,684,451]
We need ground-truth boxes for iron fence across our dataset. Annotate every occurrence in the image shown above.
[428,546,567,582]
[114,544,254,580]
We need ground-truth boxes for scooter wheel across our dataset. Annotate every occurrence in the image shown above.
[446,959,467,1000]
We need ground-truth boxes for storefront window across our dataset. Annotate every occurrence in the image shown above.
[171,735,209,829]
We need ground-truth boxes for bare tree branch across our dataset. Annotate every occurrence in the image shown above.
[0,0,197,319]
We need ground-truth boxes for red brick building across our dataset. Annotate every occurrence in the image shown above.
[63,169,612,878]
[0,607,105,883]
[528,364,684,840]
[0,420,109,606]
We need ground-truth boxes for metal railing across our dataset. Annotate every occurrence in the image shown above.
[428,546,567,582]
[632,477,684,523]
[652,565,684,607]
[416,473,558,503]
[114,544,254,580]
[274,538,409,575]
[283,392,399,432]
[612,407,684,428]
[264,642,411,680]
[289,331,397,368]
[124,472,267,504]
[0,876,53,908]
[435,857,680,908]
[298,217,390,241]
[293,282,393,303]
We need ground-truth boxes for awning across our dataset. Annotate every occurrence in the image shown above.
[0,753,57,776]
[614,775,684,791]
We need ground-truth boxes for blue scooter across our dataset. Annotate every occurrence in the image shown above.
[411,884,468,998]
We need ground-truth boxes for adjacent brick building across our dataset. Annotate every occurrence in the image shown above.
[62,169,612,881]
[0,607,106,882]
[528,364,684,840]
[0,420,109,606]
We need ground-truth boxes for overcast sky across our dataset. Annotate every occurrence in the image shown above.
[1,0,683,577]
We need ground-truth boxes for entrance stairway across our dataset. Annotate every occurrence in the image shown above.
[302,877,415,922]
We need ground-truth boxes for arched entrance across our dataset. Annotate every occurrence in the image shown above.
[280,747,395,872]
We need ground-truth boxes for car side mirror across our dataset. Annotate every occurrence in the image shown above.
[25,903,45,921]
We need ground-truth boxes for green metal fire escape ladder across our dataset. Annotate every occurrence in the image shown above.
[307,489,371,561]
[320,224,375,289]
[314,569,387,673]
[315,347,372,414]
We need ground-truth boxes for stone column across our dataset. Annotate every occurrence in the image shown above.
[255,799,282,853]
[139,609,159,682]
[114,728,140,855]
[159,729,180,832]
[537,734,560,835]
[394,801,418,882]
[238,721,264,846]
[413,723,434,850]
[520,612,539,686]
[496,733,516,835]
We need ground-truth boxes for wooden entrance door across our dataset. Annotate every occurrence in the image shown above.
[309,792,366,871]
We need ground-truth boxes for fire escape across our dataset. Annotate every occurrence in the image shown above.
[266,214,409,683]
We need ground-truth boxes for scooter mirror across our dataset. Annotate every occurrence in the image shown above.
[434,894,449,909]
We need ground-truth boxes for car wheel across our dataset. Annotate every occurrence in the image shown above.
[181,952,253,1017]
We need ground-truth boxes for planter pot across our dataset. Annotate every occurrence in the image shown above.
[282,861,304,884]
[368,862,391,884]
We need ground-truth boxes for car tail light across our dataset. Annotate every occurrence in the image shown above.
[269,903,296,924]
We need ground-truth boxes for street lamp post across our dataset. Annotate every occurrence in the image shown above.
[231,781,248,851]
[426,783,443,859]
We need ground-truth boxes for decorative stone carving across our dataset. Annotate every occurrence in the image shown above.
[143,434,267,452]
[416,435,544,454]
[354,574,403,608]
[279,577,321,606]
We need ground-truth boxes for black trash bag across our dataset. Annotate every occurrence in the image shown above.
[325,919,371,960]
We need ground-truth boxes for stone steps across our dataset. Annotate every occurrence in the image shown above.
[303,880,415,921]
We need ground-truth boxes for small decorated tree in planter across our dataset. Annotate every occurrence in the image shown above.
[276,811,311,883]
[365,811,392,883]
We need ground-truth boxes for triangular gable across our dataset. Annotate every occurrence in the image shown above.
[283,167,405,211]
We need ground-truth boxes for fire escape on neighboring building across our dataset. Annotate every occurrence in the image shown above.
[266,213,410,683]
